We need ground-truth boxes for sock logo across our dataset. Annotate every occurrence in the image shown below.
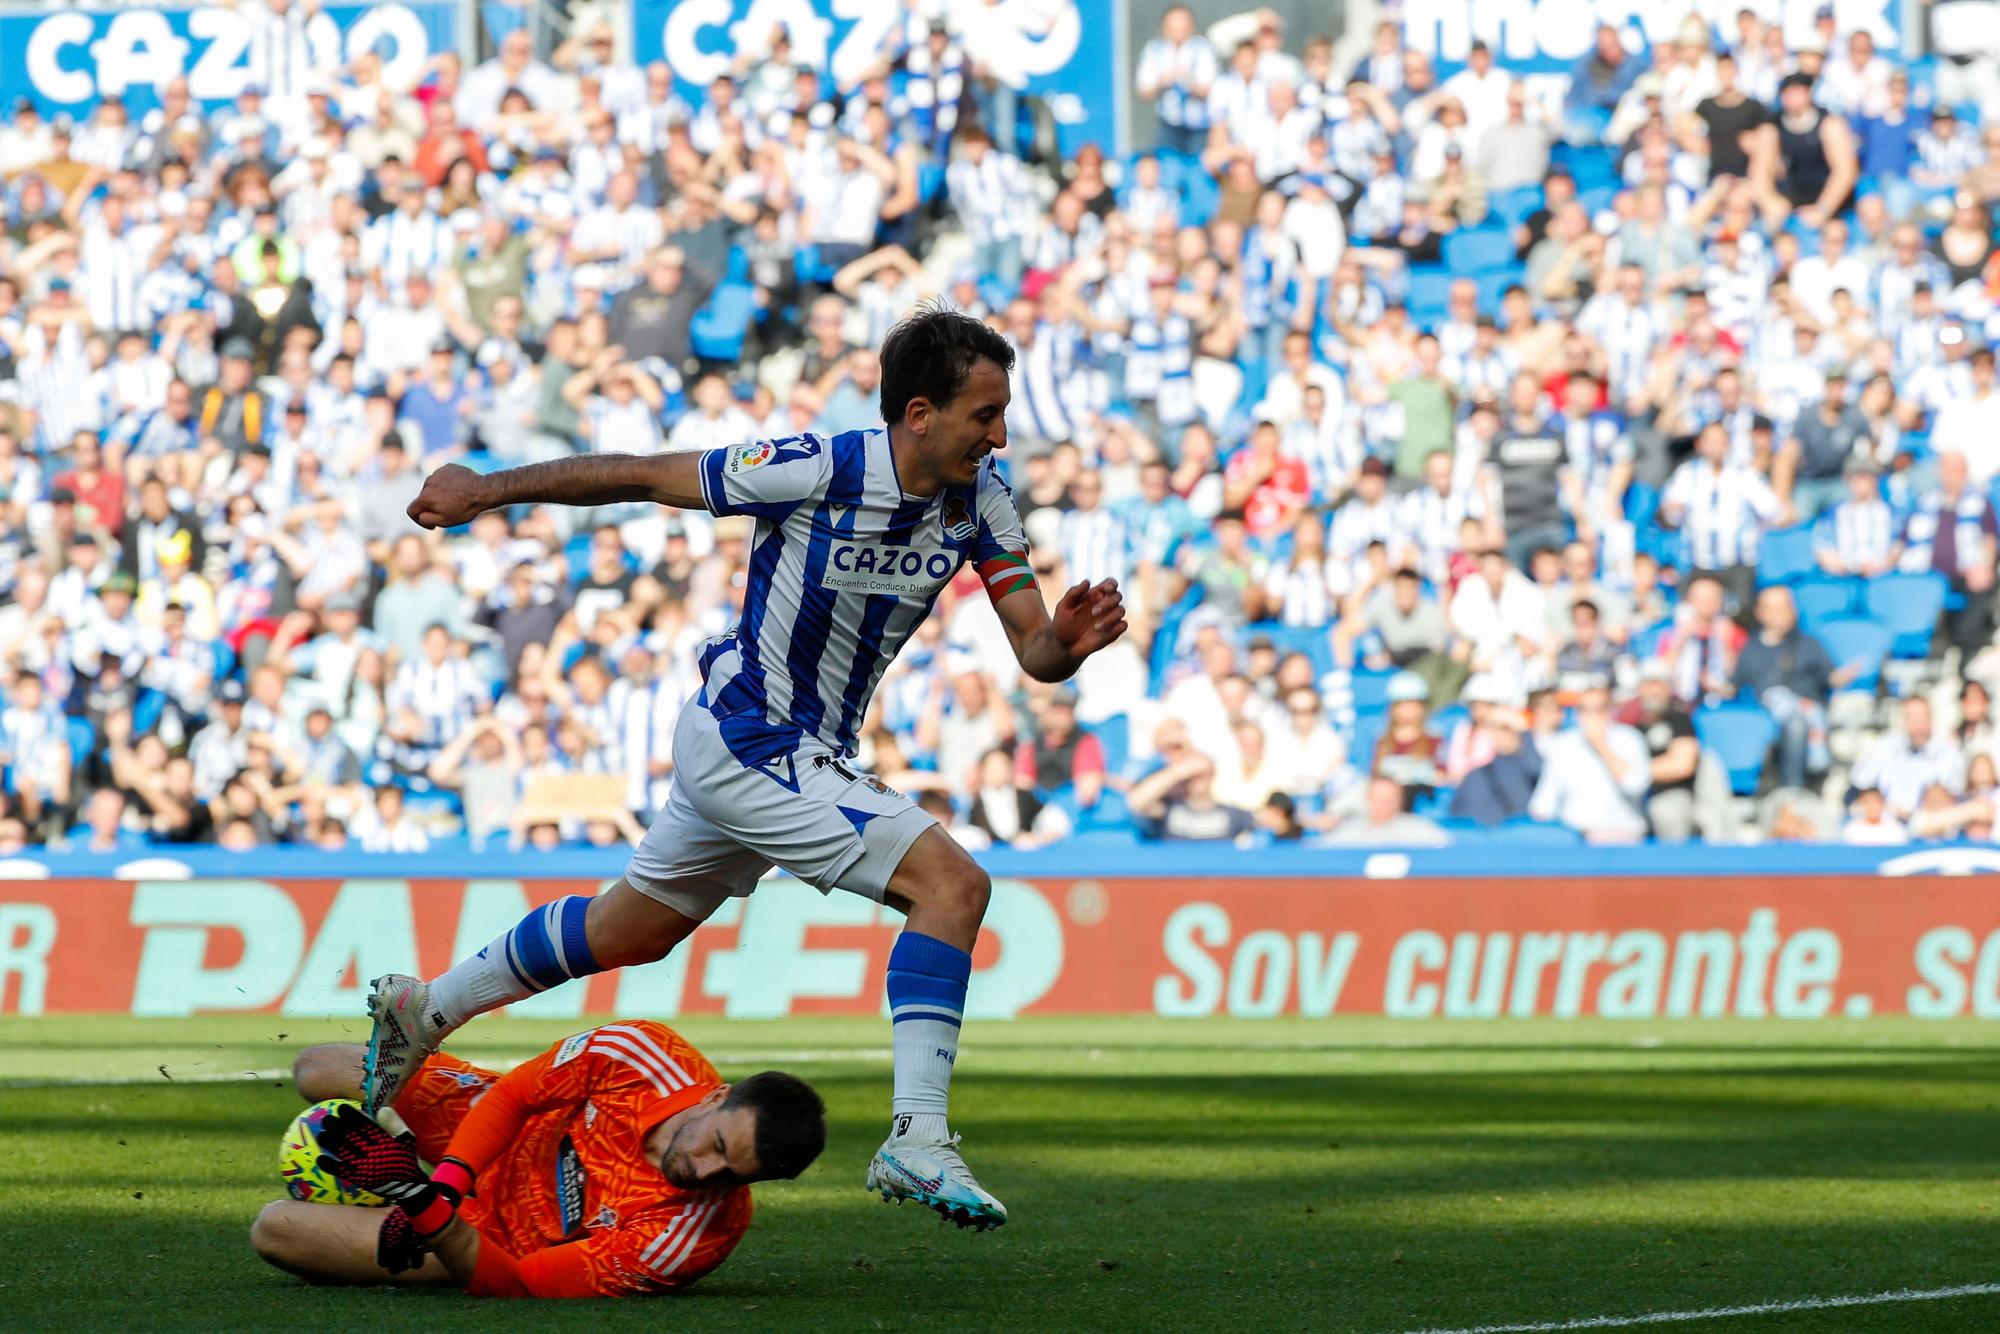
[936,1049,956,1064]
[894,1114,913,1138]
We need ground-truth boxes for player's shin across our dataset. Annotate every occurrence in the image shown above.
[428,894,605,1029]
[885,931,971,1145]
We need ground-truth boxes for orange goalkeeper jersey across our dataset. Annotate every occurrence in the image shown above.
[426,1020,753,1298]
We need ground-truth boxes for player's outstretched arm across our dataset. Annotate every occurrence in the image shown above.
[994,578,1128,683]
[407,452,711,530]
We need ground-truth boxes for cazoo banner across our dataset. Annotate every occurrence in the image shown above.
[7,872,2000,1019]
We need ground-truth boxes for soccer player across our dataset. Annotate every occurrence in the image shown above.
[252,1021,825,1295]
[363,306,1127,1230]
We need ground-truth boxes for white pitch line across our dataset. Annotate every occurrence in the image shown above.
[1399,1283,2000,1334]
[0,1048,896,1090]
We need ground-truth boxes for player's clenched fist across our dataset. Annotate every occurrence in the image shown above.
[407,463,492,530]
[1051,578,1128,659]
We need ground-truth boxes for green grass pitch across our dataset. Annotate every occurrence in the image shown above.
[4,1016,1999,1332]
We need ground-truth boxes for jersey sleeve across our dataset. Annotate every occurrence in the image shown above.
[973,460,1037,604]
[470,1193,749,1298]
[696,435,831,521]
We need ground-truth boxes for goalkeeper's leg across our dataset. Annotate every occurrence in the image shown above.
[250,1201,457,1286]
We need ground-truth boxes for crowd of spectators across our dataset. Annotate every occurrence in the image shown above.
[0,2,1998,855]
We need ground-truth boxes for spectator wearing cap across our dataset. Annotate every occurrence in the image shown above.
[1812,457,1896,576]
[1761,71,1858,229]
[197,340,269,457]
[1441,40,1510,142]
[281,584,381,713]
[1527,679,1650,842]
[1449,697,1542,826]
[135,528,219,640]
[1895,450,1999,660]
[188,679,252,799]
[1841,785,1909,845]
[1373,670,1441,798]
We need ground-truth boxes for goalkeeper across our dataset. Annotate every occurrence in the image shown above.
[251,1021,825,1296]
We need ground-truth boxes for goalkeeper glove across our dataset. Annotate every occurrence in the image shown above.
[314,1102,475,1237]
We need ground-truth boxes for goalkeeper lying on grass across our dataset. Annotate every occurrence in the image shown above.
[252,1021,825,1296]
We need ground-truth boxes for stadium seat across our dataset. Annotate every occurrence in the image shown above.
[691,281,757,363]
[1409,271,1454,328]
[1811,617,1893,693]
[1793,576,1861,629]
[1757,524,1817,585]
[1475,268,1521,313]
[1694,703,1781,795]
[1349,670,1397,714]
[1575,184,1618,216]
[1495,818,1583,846]
[1089,714,1130,775]
[66,717,95,769]
[1489,186,1542,230]
[1863,572,1947,658]
[1443,227,1515,274]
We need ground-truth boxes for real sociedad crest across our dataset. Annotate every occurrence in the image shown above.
[942,494,976,541]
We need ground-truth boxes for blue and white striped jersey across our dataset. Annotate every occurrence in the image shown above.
[694,429,1032,762]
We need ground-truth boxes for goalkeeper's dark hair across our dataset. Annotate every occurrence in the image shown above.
[879,301,1014,427]
[724,1071,827,1180]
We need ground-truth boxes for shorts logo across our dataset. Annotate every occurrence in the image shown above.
[941,494,977,542]
[553,1031,593,1067]
[726,441,775,473]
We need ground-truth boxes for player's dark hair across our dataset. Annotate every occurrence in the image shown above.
[725,1071,827,1180]
[879,302,1014,427]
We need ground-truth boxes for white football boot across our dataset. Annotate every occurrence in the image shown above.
[360,973,450,1113]
[866,1132,1009,1231]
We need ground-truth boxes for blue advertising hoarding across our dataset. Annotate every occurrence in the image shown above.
[0,1,459,116]
[630,0,1125,156]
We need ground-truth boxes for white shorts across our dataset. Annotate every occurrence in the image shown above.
[623,699,937,921]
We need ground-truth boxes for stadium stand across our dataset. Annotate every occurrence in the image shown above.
[0,3,1996,858]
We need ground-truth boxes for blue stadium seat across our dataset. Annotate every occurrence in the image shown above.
[1443,227,1515,274]
[1794,576,1861,629]
[1088,714,1129,775]
[1489,186,1542,230]
[1811,617,1892,693]
[1862,572,1947,658]
[1757,524,1817,585]
[1408,269,1454,328]
[691,281,757,363]
[1694,703,1781,795]
[66,717,95,769]
[1349,670,1397,714]
[1562,148,1619,192]
[1495,818,1583,846]
[1475,268,1521,313]
[1575,184,1618,216]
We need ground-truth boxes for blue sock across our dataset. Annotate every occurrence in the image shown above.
[886,932,971,1140]
[430,896,603,1028]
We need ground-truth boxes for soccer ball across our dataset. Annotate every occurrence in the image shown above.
[279,1099,387,1206]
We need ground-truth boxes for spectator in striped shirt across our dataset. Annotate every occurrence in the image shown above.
[1851,696,1966,820]
[1812,457,1896,577]
[1658,422,1786,616]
